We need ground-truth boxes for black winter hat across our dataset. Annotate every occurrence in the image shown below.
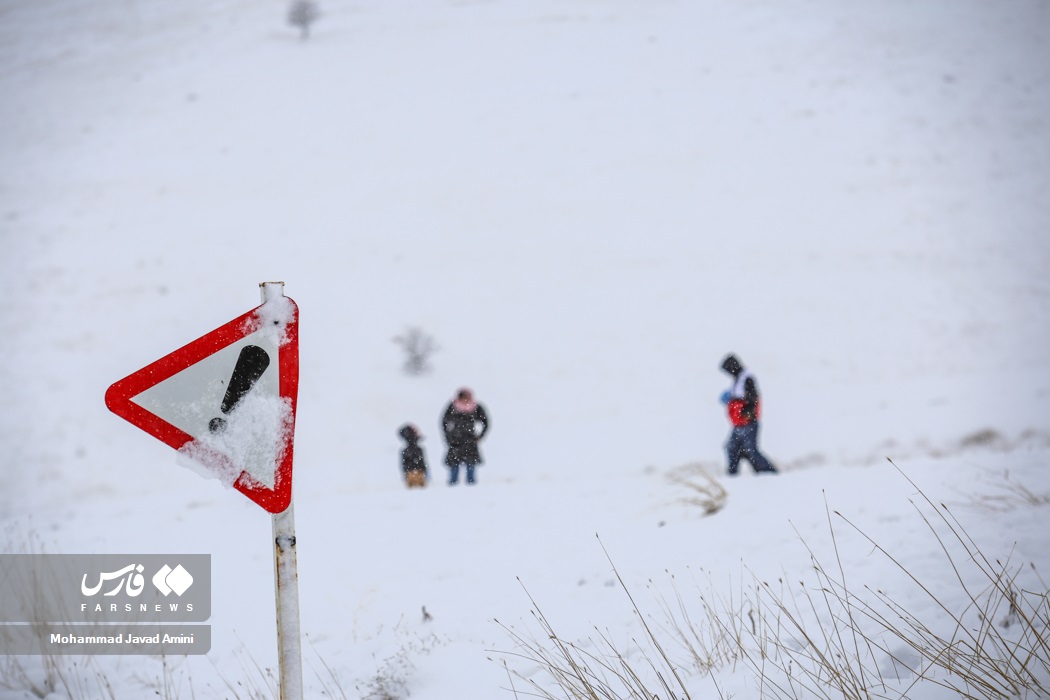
[720,354,743,375]
[398,424,419,442]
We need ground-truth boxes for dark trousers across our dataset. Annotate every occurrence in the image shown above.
[448,462,476,485]
[726,422,777,474]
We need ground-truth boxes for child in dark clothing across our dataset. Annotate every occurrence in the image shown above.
[398,424,428,488]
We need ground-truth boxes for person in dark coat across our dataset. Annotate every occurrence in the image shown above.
[719,354,778,475]
[441,388,489,485]
[398,424,429,488]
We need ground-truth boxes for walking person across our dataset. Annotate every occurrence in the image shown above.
[398,424,429,488]
[719,354,778,475]
[441,388,489,485]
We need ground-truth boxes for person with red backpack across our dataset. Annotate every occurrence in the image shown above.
[719,354,778,475]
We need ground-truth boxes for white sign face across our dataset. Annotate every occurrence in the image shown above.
[131,328,286,488]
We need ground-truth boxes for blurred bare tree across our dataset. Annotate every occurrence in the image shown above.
[393,327,438,376]
[288,0,319,40]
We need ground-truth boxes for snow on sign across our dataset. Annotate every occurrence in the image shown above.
[106,295,299,514]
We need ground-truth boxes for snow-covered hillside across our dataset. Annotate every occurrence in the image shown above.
[2,1,1049,698]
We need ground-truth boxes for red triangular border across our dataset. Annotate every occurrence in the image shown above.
[105,299,299,514]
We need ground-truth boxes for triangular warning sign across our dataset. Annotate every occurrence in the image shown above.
[106,296,299,514]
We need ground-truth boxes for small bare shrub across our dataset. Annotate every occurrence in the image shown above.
[357,657,408,700]
[667,463,727,516]
[354,629,445,700]
[393,327,438,376]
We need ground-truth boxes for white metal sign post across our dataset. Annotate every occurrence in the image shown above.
[261,282,304,700]
[106,281,304,700]
[272,502,303,700]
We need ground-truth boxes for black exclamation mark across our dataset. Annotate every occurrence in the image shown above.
[209,345,271,433]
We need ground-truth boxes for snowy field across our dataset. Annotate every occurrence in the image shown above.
[2,0,1049,698]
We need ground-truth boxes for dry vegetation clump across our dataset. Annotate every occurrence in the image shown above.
[953,469,1050,513]
[666,463,728,516]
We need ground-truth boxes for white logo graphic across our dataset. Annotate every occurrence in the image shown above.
[152,564,194,596]
[81,564,146,597]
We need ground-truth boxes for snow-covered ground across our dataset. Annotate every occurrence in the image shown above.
[2,0,1049,697]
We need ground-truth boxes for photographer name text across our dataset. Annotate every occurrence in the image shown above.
[50,632,196,645]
